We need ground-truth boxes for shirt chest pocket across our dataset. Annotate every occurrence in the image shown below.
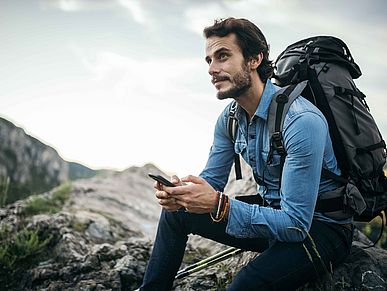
[261,150,283,177]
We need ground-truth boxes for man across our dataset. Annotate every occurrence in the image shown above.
[140,18,353,290]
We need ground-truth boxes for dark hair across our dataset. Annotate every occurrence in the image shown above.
[203,17,273,82]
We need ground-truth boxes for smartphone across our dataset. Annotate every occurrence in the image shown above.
[148,173,176,187]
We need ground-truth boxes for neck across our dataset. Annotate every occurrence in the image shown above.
[235,75,266,121]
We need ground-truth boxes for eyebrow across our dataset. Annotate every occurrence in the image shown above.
[205,47,232,63]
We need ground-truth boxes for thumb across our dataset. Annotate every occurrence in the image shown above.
[181,175,205,184]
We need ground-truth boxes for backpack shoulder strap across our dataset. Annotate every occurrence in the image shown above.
[228,101,238,141]
[227,101,242,180]
[267,81,308,160]
[267,80,308,188]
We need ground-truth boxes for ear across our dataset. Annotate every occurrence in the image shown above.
[248,52,263,70]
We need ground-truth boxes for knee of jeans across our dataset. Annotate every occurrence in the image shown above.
[160,209,190,235]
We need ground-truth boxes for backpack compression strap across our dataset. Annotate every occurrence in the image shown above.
[227,101,242,180]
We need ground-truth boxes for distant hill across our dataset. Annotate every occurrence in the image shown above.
[68,161,96,180]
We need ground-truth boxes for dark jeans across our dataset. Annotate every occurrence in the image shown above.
[140,209,353,291]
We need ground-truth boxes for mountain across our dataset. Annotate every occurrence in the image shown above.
[68,162,97,180]
[0,117,99,204]
[0,117,70,204]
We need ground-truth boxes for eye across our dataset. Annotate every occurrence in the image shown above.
[219,53,228,60]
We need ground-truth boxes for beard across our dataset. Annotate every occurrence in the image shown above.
[216,63,252,100]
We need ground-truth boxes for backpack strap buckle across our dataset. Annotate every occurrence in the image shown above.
[272,132,286,155]
[267,132,286,165]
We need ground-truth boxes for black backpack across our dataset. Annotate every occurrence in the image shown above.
[229,36,387,226]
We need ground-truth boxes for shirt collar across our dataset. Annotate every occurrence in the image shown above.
[236,79,278,122]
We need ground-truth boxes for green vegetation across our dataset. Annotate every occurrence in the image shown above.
[21,183,72,216]
[0,225,52,269]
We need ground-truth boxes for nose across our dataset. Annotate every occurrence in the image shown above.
[208,61,220,76]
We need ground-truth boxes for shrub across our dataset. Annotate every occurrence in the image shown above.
[0,226,52,269]
[21,183,71,216]
[51,182,71,204]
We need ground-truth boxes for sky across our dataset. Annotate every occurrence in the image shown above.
[1,0,386,176]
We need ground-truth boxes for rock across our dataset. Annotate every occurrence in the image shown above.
[0,196,152,290]
[172,229,387,290]
[86,221,114,242]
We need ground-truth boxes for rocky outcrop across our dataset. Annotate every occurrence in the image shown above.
[0,207,151,290]
[0,163,164,290]
[66,163,163,239]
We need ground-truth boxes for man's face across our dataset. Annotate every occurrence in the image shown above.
[205,33,252,100]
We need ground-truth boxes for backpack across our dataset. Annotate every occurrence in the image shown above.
[229,36,387,227]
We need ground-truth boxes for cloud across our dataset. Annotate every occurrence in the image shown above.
[39,0,113,11]
[116,0,146,25]
[74,48,209,100]
[183,2,227,35]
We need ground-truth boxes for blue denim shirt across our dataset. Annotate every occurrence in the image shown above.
[200,80,347,242]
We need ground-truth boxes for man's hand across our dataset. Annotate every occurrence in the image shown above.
[154,175,182,212]
[166,175,218,214]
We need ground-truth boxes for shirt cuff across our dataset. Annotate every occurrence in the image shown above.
[225,198,253,238]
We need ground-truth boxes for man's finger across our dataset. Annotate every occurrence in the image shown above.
[167,185,192,195]
[158,197,175,205]
[155,190,169,199]
[181,175,204,184]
